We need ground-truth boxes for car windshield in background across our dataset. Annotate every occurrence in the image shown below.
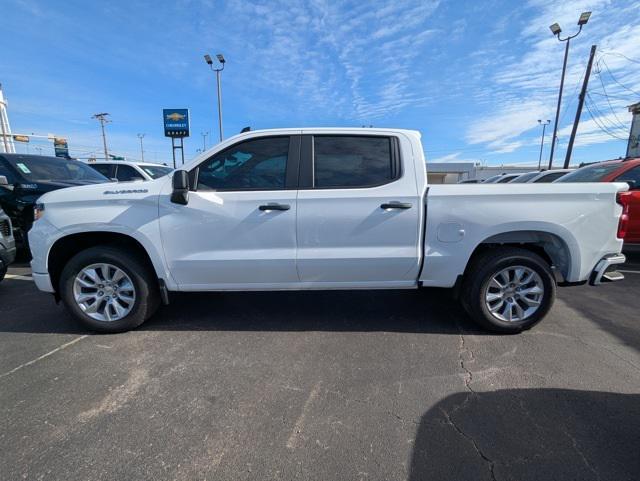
[4,155,108,183]
[141,165,173,179]
[555,163,622,183]
[482,175,503,183]
[509,172,539,183]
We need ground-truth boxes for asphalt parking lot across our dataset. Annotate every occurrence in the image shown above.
[1,253,639,481]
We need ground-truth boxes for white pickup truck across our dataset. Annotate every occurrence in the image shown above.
[29,128,627,333]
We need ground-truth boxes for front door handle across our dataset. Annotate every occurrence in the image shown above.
[259,203,290,211]
[380,202,412,210]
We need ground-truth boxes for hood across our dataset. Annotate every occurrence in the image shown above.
[37,176,170,205]
[17,179,108,196]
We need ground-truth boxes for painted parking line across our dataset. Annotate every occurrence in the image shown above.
[0,335,89,380]
[4,274,33,281]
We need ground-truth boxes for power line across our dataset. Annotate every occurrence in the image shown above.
[586,91,628,132]
[593,61,628,130]
[598,57,640,97]
[584,98,628,141]
[559,61,588,125]
[600,50,640,65]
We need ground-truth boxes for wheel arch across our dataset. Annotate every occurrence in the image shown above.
[48,231,163,293]
[466,230,574,282]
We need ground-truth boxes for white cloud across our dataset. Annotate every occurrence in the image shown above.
[464,0,640,157]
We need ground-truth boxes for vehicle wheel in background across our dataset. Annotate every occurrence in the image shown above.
[461,247,556,333]
[0,261,6,283]
[59,246,160,333]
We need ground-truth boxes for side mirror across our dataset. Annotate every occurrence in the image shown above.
[0,175,7,186]
[171,170,189,205]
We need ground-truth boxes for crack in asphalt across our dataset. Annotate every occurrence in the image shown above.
[446,321,498,481]
[561,426,601,481]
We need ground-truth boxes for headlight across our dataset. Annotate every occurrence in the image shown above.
[34,203,45,221]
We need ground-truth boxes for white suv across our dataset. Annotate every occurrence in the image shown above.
[86,161,173,182]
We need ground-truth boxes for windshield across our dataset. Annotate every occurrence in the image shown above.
[509,172,539,183]
[497,174,519,183]
[555,162,621,183]
[4,155,108,183]
[482,174,503,183]
[140,165,173,179]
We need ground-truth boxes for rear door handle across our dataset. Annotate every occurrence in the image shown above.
[380,202,412,210]
[259,203,290,211]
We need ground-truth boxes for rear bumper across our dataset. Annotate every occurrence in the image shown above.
[32,272,55,293]
[589,254,626,286]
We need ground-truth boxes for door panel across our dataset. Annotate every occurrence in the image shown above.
[159,189,298,288]
[159,135,300,289]
[296,134,421,285]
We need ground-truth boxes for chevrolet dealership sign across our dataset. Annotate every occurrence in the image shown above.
[163,109,190,138]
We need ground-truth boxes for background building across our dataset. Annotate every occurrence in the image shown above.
[425,162,539,183]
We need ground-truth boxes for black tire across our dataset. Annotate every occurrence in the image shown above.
[59,246,160,333]
[0,263,6,283]
[461,247,556,333]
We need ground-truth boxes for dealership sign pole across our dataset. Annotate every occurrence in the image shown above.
[163,109,190,169]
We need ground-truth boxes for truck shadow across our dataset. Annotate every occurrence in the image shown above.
[409,388,640,481]
[0,284,489,335]
[142,287,488,334]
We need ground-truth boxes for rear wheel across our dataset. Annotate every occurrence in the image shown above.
[462,247,556,333]
[59,246,160,332]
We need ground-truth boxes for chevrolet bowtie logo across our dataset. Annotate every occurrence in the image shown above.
[166,112,186,121]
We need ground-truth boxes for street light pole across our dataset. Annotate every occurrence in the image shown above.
[201,130,209,151]
[92,113,111,160]
[537,120,550,170]
[548,12,591,169]
[204,53,226,142]
[137,133,145,161]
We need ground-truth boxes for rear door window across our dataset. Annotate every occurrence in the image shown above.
[313,136,398,188]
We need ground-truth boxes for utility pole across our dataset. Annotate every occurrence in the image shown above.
[204,54,226,142]
[537,120,550,169]
[564,45,597,168]
[548,11,592,169]
[137,133,145,161]
[201,130,209,151]
[92,113,110,160]
[0,84,16,153]
[627,102,640,159]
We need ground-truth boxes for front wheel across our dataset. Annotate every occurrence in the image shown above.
[461,247,556,333]
[59,246,160,333]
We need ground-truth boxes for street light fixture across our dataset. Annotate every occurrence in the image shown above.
[547,11,592,169]
[578,12,591,26]
[204,52,226,142]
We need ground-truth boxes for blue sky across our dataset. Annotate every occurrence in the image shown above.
[2,0,639,166]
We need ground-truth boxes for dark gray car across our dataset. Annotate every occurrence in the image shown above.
[0,206,16,282]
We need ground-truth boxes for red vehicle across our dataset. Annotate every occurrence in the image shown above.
[556,158,640,244]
